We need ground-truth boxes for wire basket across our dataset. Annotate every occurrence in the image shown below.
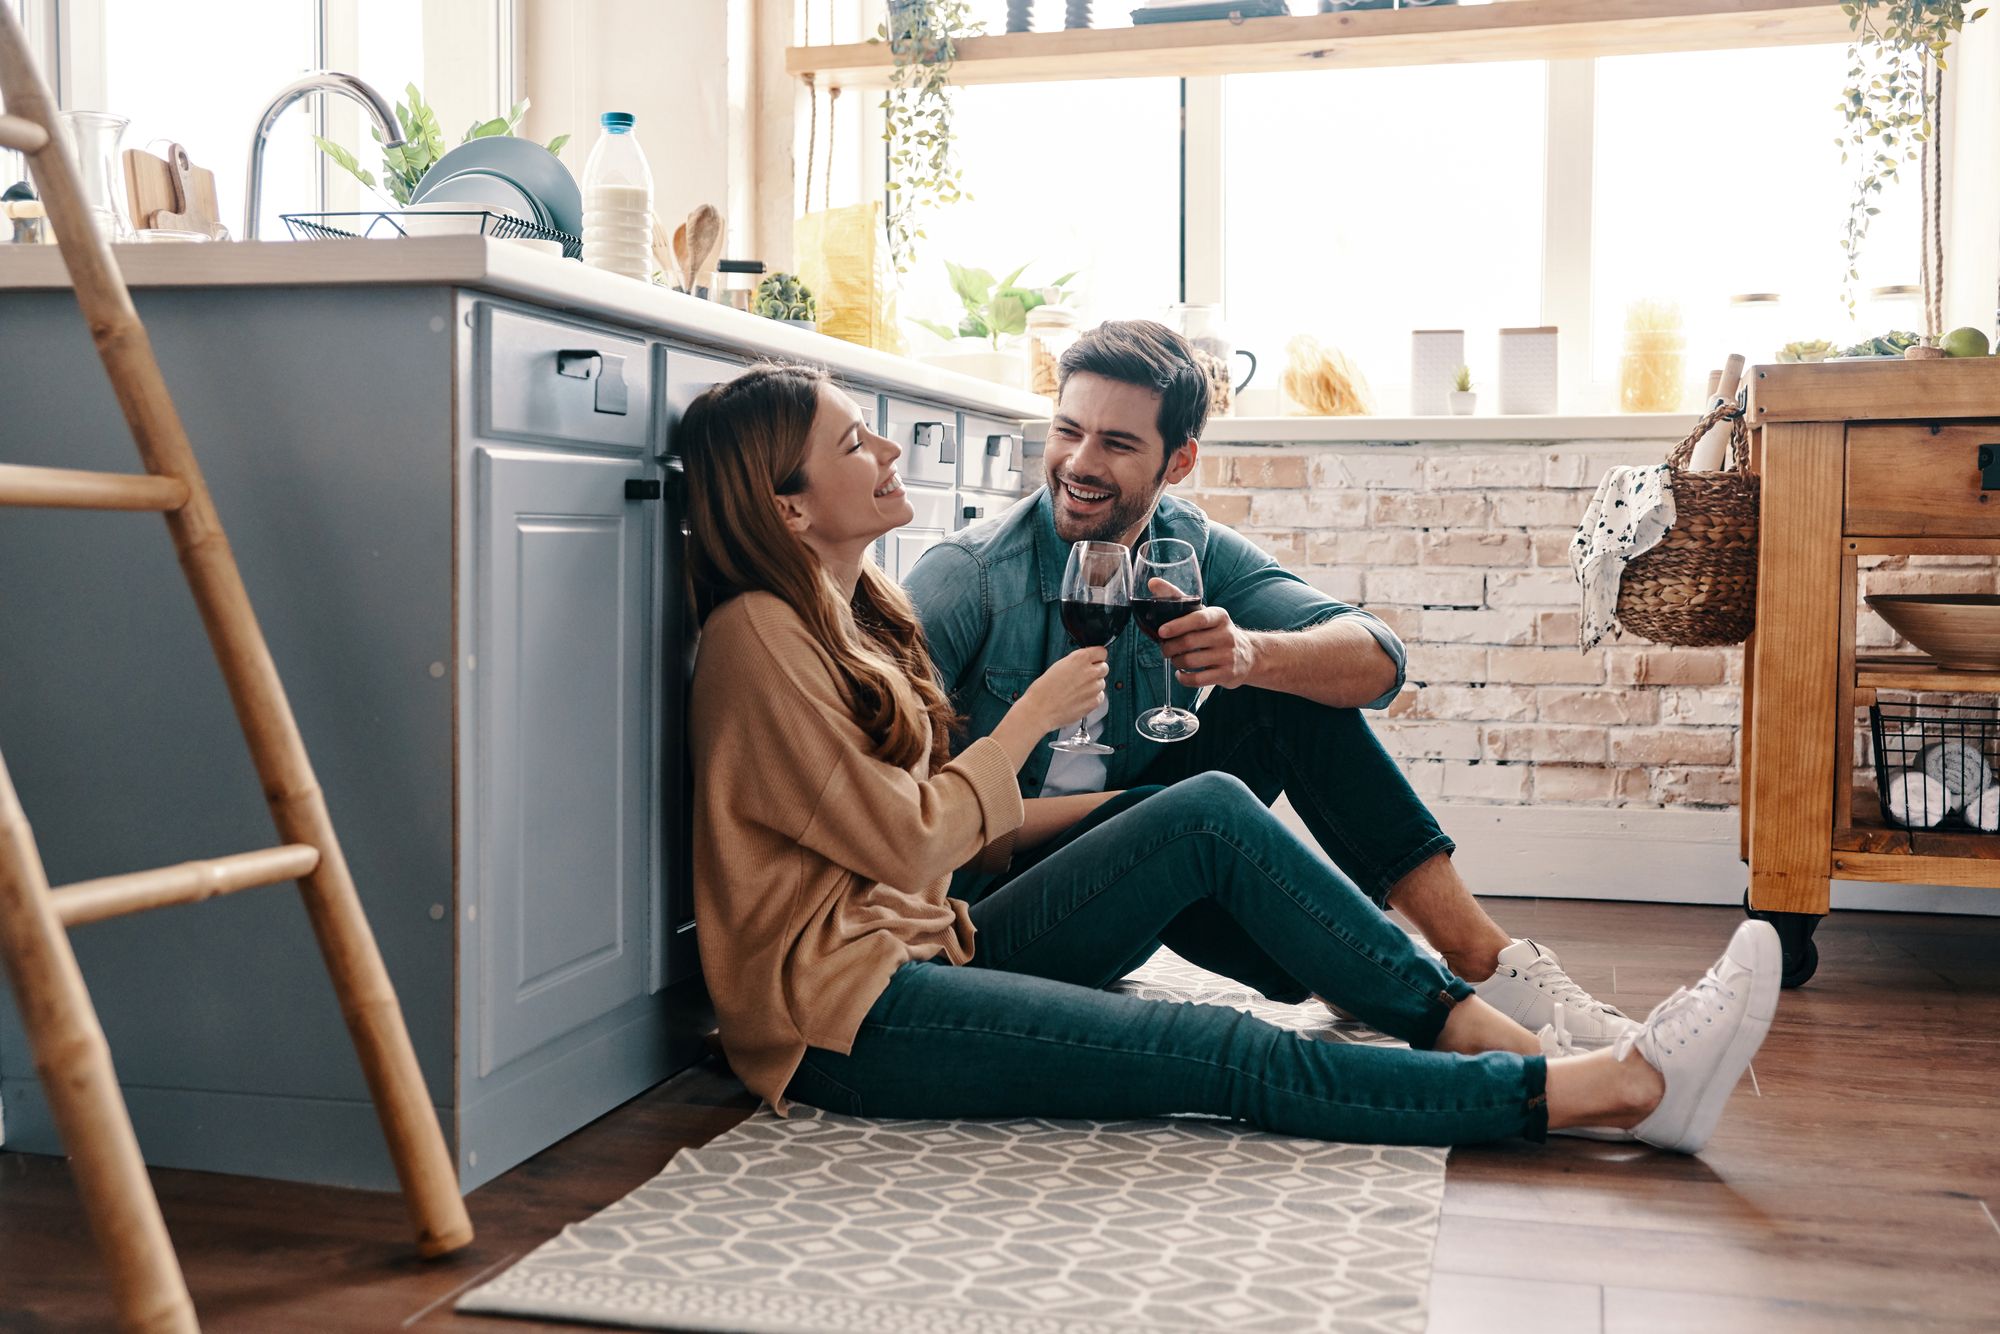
[1869,699,2000,833]
[280,209,582,259]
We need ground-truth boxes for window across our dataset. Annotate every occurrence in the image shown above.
[1591,43,1923,407]
[99,0,316,239]
[1221,62,1548,415]
[898,27,1980,415]
[8,0,506,240]
[902,78,1182,344]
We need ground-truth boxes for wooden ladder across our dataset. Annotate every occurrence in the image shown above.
[0,11,473,1332]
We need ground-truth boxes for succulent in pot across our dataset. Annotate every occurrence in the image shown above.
[754,273,818,329]
[1447,364,1477,415]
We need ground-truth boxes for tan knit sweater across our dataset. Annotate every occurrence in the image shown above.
[688,591,1026,1112]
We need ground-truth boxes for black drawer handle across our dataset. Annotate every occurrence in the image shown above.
[625,478,663,501]
[1980,443,1999,490]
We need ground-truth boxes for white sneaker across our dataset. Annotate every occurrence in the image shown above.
[1474,938,1637,1048]
[1619,919,1782,1154]
[1539,1015,1638,1141]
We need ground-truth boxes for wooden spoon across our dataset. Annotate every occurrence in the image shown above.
[684,204,724,299]
[652,219,682,288]
[671,221,690,293]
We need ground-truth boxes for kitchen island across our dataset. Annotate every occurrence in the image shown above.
[0,237,1046,1191]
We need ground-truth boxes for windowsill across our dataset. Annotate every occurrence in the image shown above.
[1201,413,1700,443]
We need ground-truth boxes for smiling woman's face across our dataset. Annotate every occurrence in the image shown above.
[779,382,912,553]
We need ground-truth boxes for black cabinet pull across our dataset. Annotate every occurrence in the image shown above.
[625,478,663,500]
[1980,443,1999,490]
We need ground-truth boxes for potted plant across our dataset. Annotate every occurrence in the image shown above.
[1836,2,1986,316]
[314,84,568,206]
[914,259,1076,385]
[1447,364,1476,415]
[879,1,979,273]
[753,273,818,330]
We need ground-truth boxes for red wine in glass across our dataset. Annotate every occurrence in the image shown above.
[1132,597,1201,642]
[1061,598,1131,648]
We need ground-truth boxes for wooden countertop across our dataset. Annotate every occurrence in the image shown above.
[0,237,1052,421]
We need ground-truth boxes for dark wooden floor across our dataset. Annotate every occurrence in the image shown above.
[3,899,1997,1333]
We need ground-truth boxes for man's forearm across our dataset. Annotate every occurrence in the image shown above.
[1241,618,1400,708]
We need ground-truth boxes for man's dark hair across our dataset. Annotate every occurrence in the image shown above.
[1055,319,1211,466]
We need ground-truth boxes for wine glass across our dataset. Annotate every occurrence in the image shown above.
[1051,540,1131,755]
[1131,537,1203,743]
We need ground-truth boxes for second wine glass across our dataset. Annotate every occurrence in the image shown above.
[1131,536,1203,742]
[1052,540,1131,755]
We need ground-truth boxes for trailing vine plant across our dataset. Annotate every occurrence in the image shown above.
[879,0,980,274]
[1836,1,1985,316]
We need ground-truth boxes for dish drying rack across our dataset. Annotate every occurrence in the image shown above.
[281,209,582,258]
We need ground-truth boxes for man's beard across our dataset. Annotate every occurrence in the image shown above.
[1049,470,1158,545]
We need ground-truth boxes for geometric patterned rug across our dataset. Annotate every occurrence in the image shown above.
[456,949,1449,1334]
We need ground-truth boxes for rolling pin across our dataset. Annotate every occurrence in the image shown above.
[1686,352,1746,471]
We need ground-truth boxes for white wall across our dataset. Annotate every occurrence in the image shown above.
[518,0,733,257]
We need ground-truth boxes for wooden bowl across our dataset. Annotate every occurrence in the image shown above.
[1865,594,2000,669]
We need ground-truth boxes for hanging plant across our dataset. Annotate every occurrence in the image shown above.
[878,0,980,274]
[1835,1,1985,316]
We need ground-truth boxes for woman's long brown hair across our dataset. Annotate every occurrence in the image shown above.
[680,363,955,771]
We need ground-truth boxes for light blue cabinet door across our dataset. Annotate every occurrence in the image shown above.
[471,447,654,1074]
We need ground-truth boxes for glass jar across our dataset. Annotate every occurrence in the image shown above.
[1618,299,1687,413]
[1025,303,1078,403]
[57,111,132,244]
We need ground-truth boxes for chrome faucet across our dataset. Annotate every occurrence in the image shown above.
[243,71,405,240]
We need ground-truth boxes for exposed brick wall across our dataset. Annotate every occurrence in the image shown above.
[1182,441,2000,812]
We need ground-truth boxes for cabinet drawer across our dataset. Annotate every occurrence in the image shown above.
[1846,423,2000,537]
[961,414,1026,493]
[478,304,653,452]
[882,395,959,488]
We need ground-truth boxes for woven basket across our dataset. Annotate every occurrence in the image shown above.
[1615,400,1760,647]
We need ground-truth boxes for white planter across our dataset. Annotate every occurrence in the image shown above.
[1447,390,1477,415]
[918,341,1028,389]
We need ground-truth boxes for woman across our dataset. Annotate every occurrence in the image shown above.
[682,363,1778,1152]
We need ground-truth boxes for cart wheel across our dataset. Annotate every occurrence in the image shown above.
[1743,891,1823,988]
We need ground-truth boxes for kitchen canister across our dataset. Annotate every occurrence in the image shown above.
[1409,329,1464,415]
[1497,325,1558,415]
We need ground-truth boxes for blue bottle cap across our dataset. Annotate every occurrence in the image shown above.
[600,111,635,131]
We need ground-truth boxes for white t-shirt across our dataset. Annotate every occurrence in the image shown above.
[1040,695,1111,796]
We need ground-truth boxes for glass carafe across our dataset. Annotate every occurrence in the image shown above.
[58,111,132,244]
[1164,302,1257,414]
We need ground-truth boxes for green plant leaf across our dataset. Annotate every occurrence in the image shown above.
[465,116,512,141]
[959,315,989,339]
[996,262,1029,290]
[946,260,994,307]
[546,133,570,157]
[913,318,959,340]
[987,292,1028,338]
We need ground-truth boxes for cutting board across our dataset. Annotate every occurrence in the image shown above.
[122,145,223,237]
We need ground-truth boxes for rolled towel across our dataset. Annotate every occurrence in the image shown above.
[1918,740,1994,809]
[1965,785,2000,834]
[1884,770,1952,829]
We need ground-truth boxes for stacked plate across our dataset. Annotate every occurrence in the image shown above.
[407,136,583,241]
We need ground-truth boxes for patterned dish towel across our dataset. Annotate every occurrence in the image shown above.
[1570,464,1676,651]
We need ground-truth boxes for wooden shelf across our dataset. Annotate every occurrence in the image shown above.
[1856,654,2000,696]
[789,0,1854,88]
[1833,794,2000,885]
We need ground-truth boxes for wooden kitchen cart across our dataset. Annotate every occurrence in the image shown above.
[1742,360,2000,985]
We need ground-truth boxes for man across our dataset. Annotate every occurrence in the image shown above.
[906,319,1632,1045]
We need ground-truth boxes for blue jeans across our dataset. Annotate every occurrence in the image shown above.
[784,773,1547,1146]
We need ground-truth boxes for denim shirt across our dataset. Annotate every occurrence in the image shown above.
[905,488,1407,800]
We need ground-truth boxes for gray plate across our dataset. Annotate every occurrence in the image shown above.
[412,136,583,237]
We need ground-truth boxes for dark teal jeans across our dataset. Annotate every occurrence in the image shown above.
[784,773,1547,1146]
